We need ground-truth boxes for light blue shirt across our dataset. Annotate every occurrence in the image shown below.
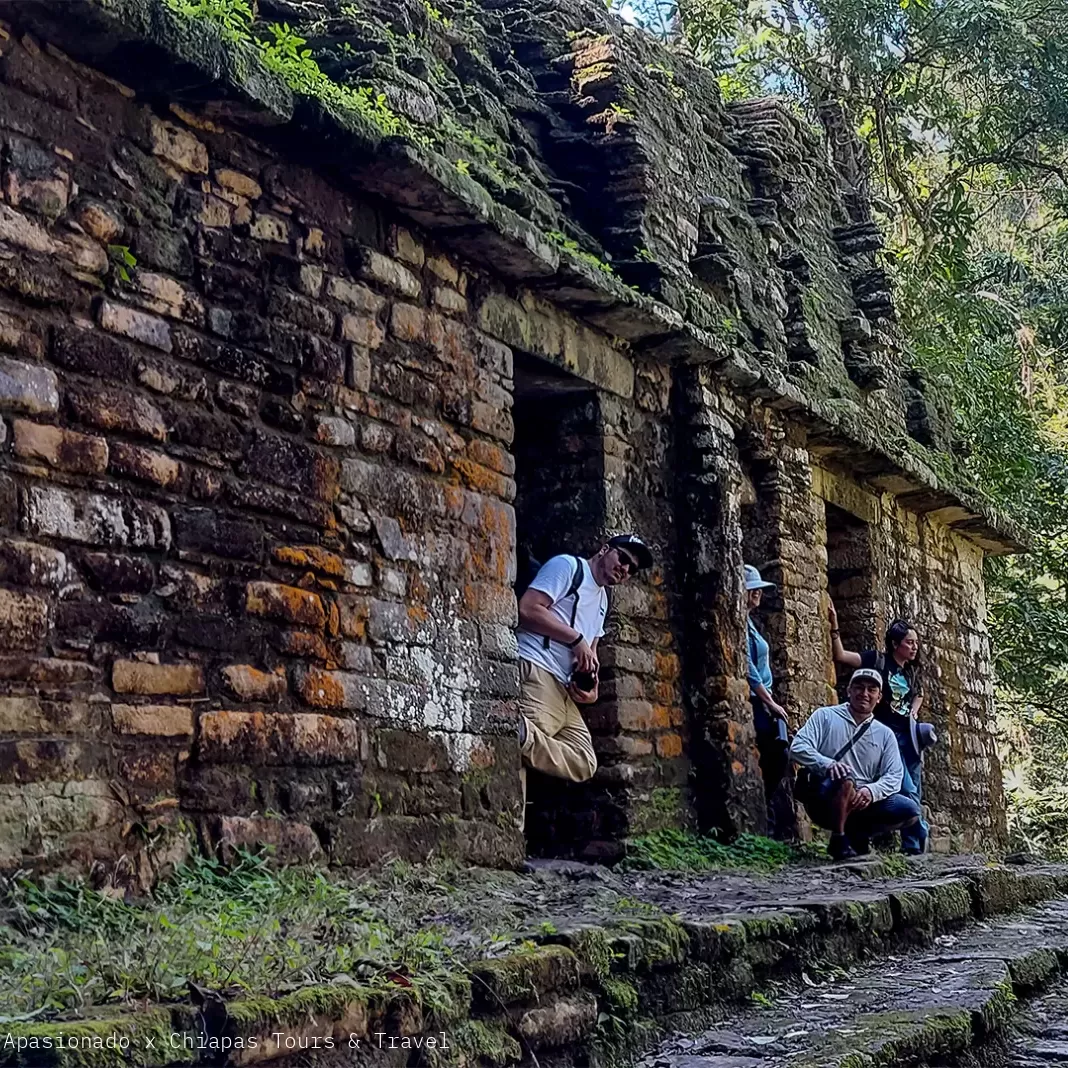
[747,617,772,694]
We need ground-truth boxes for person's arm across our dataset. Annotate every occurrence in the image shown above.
[789,711,833,771]
[518,560,598,673]
[866,732,904,801]
[752,683,785,719]
[910,693,924,717]
[827,600,862,668]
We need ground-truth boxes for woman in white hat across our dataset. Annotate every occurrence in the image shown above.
[745,564,789,798]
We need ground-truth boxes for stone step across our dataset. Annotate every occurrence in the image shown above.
[637,897,1068,1067]
[1007,982,1068,1065]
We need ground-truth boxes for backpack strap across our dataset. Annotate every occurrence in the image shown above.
[543,556,585,650]
[832,717,873,763]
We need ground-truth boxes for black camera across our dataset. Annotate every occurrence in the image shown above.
[571,669,598,692]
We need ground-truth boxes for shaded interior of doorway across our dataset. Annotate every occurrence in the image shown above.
[511,353,614,858]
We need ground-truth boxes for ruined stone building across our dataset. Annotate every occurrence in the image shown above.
[0,0,1021,877]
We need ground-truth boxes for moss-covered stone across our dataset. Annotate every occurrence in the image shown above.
[469,945,580,1009]
[430,1019,521,1067]
[0,1010,188,1068]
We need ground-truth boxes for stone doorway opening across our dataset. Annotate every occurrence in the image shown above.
[825,502,877,698]
[739,450,794,836]
[511,353,610,858]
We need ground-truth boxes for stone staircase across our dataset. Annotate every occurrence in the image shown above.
[5,858,1068,1067]
[637,892,1068,1067]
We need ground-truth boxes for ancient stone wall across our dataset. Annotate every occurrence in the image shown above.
[0,29,538,872]
[0,0,1016,873]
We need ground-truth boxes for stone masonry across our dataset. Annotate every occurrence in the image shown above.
[0,0,1016,875]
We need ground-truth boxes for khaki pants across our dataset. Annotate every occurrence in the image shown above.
[518,660,597,829]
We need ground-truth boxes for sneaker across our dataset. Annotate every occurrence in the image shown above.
[829,833,858,861]
[851,836,872,856]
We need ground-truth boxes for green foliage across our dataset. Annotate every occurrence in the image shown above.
[106,244,137,283]
[620,829,802,872]
[163,0,403,137]
[0,852,465,1017]
[547,230,617,276]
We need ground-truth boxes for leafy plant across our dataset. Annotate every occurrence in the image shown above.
[107,245,137,283]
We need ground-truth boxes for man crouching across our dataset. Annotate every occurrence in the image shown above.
[790,667,921,860]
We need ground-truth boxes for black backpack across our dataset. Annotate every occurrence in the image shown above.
[516,549,585,650]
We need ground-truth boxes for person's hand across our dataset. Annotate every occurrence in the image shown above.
[572,638,598,675]
[828,761,852,781]
[827,600,839,630]
[849,786,873,811]
[568,679,599,705]
[769,700,787,720]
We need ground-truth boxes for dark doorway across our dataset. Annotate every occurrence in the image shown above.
[511,353,609,858]
[739,451,795,838]
[825,502,877,697]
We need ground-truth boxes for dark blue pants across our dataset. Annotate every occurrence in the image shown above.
[803,777,921,848]
[889,724,928,854]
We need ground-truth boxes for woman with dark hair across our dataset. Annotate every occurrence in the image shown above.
[827,603,936,855]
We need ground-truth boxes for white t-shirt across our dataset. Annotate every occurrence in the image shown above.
[516,555,608,685]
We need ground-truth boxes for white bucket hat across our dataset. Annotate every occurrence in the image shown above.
[744,564,775,590]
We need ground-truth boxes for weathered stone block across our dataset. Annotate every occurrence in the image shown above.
[66,381,168,441]
[326,275,386,314]
[215,168,262,200]
[213,815,321,863]
[0,355,58,414]
[0,539,67,588]
[340,312,385,348]
[222,664,287,703]
[23,485,171,549]
[81,552,155,594]
[149,116,208,174]
[246,581,326,630]
[13,419,108,474]
[98,300,173,353]
[109,441,181,488]
[294,666,367,711]
[112,703,195,737]
[112,660,204,697]
[197,710,366,765]
[0,588,48,650]
[173,507,262,561]
[359,249,420,298]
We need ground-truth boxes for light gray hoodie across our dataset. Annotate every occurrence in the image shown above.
[789,703,903,802]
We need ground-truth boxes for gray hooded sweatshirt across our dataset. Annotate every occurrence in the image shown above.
[789,703,904,802]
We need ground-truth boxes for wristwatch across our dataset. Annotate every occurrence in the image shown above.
[566,634,583,648]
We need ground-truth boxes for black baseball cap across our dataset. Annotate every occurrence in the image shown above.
[608,533,653,571]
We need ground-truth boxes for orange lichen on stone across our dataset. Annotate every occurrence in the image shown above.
[273,544,346,578]
[655,651,682,681]
[275,630,331,661]
[246,581,326,630]
[649,734,683,760]
[297,666,346,709]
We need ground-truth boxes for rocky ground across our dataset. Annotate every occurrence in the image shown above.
[1008,981,1068,1067]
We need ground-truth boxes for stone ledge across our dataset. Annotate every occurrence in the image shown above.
[4,861,1065,1067]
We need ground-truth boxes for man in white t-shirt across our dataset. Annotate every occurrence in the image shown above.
[515,533,654,824]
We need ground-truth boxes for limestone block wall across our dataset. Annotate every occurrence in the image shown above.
[0,29,538,874]
[0,25,702,874]
[809,467,1006,850]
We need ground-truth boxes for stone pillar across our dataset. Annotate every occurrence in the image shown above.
[674,366,766,838]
